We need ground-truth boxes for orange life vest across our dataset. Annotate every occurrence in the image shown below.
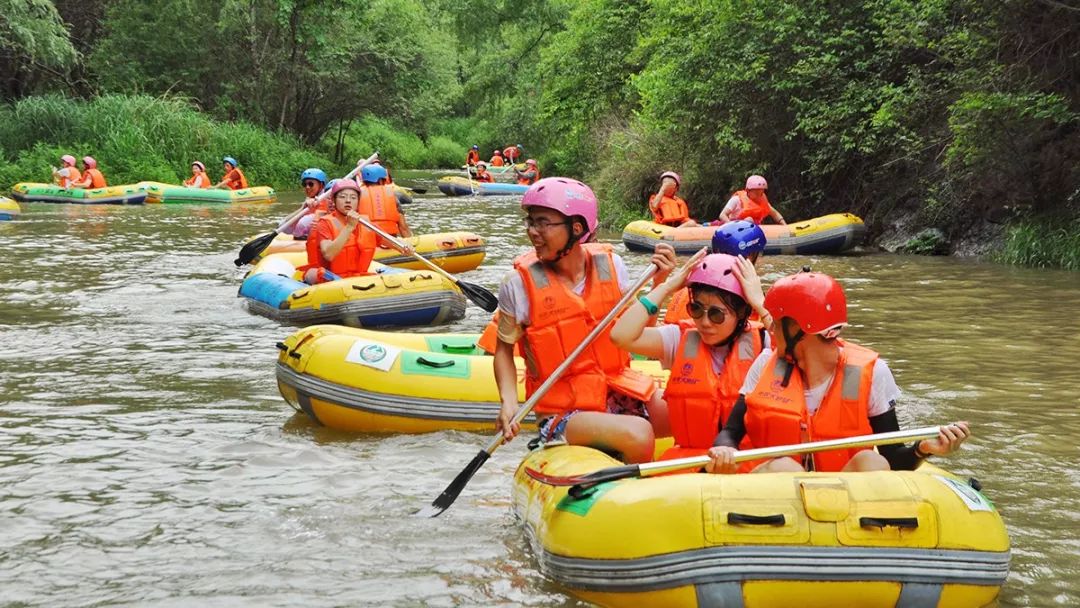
[503,146,520,162]
[359,184,402,237]
[744,340,877,472]
[477,311,521,356]
[311,214,377,278]
[84,168,106,189]
[516,167,540,186]
[649,194,690,226]
[733,190,773,224]
[466,150,480,166]
[57,167,82,189]
[225,168,249,190]
[489,155,505,167]
[659,322,763,460]
[475,171,494,183]
[184,173,211,188]
[517,244,655,416]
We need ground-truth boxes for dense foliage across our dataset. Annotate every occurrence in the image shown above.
[1,0,1076,265]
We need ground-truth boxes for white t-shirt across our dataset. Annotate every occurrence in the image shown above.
[739,347,900,418]
[656,323,771,373]
[721,195,741,216]
[496,253,632,342]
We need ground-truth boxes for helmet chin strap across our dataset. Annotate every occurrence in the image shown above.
[780,320,805,388]
[550,221,585,262]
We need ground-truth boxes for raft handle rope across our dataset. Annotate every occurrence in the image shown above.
[417,357,455,369]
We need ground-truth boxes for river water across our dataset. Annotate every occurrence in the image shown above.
[1,173,1077,607]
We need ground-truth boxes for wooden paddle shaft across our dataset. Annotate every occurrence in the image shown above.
[637,426,944,478]
[483,264,660,454]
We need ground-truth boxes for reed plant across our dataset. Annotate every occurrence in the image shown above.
[996,216,1080,271]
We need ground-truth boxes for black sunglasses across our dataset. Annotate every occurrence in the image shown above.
[303,180,320,188]
[687,300,729,324]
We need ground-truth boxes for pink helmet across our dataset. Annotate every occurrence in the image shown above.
[660,171,681,189]
[687,253,745,301]
[192,161,206,172]
[521,177,599,242]
[526,159,537,166]
[745,175,768,190]
[82,156,97,169]
[330,178,362,198]
[60,154,76,166]
[476,161,488,168]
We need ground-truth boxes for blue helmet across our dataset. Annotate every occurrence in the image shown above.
[300,168,328,185]
[712,220,767,256]
[360,164,388,184]
[471,144,479,150]
[322,179,337,194]
[223,156,238,168]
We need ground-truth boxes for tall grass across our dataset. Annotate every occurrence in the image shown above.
[0,94,336,189]
[995,216,1080,271]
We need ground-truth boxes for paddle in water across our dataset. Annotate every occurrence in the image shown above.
[355,216,499,313]
[523,426,945,495]
[416,264,661,517]
[233,152,379,266]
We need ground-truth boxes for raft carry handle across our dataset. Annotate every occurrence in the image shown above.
[859,516,919,529]
[728,513,786,526]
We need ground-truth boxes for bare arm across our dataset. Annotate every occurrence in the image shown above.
[493,338,522,440]
[769,206,786,225]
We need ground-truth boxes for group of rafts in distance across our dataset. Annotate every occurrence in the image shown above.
[258,160,1008,608]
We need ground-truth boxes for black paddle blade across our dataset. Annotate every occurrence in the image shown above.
[416,449,491,518]
[234,231,278,266]
[524,463,640,488]
[458,280,499,313]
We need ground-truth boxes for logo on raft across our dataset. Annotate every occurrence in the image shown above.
[358,344,388,363]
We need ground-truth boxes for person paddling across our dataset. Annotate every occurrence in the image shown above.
[473,161,495,183]
[493,177,678,464]
[214,157,248,190]
[489,149,505,167]
[52,155,81,189]
[717,175,786,225]
[184,161,211,188]
[612,252,769,460]
[301,179,412,285]
[284,168,330,238]
[649,171,699,227]
[706,270,970,474]
[73,156,107,189]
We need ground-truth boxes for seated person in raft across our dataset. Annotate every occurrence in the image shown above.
[649,171,701,228]
[704,269,970,475]
[716,174,786,225]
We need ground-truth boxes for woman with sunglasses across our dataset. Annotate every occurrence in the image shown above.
[493,177,678,465]
[281,168,330,238]
[705,270,970,475]
[664,220,769,326]
[611,251,769,461]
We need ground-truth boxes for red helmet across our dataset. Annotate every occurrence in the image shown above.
[764,271,847,337]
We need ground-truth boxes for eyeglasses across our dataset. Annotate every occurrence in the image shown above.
[303,180,320,188]
[687,300,729,324]
[524,217,569,231]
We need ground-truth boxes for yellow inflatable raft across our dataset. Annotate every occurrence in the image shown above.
[0,196,19,220]
[623,213,866,255]
[255,231,487,273]
[240,253,466,328]
[515,444,1010,608]
[275,326,669,433]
